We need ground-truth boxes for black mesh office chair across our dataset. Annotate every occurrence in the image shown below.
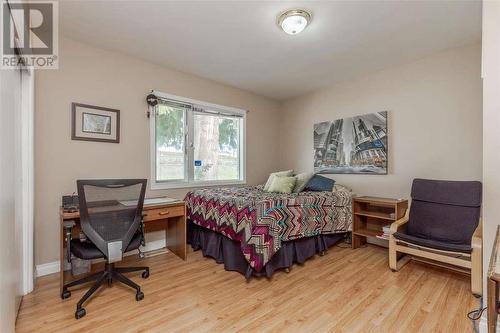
[61,179,150,319]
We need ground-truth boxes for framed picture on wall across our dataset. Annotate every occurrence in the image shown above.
[313,111,388,174]
[71,103,120,143]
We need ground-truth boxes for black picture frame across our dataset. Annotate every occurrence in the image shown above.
[71,103,120,143]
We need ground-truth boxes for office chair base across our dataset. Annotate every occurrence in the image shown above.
[61,290,71,299]
[62,263,149,319]
[75,308,86,319]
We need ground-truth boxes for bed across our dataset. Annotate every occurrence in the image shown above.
[184,185,353,278]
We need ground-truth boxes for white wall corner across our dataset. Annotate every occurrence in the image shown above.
[479,312,500,333]
[35,239,167,277]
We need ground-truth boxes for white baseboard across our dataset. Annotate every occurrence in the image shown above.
[35,239,167,278]
[35,261,60,277]
[139,239,166,253]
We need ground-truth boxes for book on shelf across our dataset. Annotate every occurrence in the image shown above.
[375,224,392,240]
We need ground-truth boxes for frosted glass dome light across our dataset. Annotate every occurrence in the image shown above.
[278,9,312,35]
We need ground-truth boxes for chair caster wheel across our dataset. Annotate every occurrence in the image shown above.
[61,290,71,299]
[136,291,144,301]
[142,270,149,279]
[139,252,145,259]
[75,308,86,319]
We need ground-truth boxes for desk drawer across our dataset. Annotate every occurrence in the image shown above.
[143,205,184,221]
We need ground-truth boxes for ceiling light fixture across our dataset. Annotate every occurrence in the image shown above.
[277,9,312,35]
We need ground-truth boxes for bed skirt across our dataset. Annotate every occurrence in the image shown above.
[187,220,346,279]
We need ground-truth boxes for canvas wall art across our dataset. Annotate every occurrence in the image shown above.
[313,111,388,174]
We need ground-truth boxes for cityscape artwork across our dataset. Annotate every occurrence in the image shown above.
[313,111,388,174]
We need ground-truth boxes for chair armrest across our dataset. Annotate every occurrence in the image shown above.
[140,214,146,247]
[63,220,76,263]
[472,218,482,248]
[390,209,409,234]
[471,218,482,295]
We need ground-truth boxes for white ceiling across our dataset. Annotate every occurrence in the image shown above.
[60,1,481,101]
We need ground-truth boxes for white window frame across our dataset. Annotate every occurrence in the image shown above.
[150,90,246,190]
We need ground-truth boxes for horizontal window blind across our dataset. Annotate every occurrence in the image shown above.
[157,98,192,110]
[192,106,244,118]
[157,97,243,118]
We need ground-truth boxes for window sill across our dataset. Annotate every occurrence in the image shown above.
[150,180,247,190]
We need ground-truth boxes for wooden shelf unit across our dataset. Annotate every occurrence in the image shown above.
[352,196,408,249]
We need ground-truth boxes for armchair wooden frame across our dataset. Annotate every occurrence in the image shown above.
[389,208,483,296]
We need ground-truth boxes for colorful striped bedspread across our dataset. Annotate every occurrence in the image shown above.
[184,186,352,272]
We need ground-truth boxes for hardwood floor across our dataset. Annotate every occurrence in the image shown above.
[17,245,478,333]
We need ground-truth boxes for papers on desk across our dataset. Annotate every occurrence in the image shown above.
[144,197,180,205]
[119,197,181,207]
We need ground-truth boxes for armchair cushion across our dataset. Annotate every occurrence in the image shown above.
[406,178,481,248]
[393,232,472,253]
[411,178,481,207]
[71,231,142,260]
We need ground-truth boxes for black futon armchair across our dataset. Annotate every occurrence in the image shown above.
[389,178,482,296]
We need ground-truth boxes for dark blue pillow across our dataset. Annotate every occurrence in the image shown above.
[303,175,335,192]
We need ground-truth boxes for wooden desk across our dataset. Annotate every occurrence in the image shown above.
[59,201,187,293]
[488,226,500,332]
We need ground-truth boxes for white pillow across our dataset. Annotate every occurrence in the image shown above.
[332,184,352,193]
[293,172,314,193]
[264,170,294,191]
[268,176,297,194]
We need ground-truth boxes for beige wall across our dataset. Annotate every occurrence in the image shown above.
[35,39,483,267]
[278,44,482,199]
[482,1,500,301]
[35,38,281,265]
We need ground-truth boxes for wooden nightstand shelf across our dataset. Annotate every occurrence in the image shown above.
[352,196,408,249]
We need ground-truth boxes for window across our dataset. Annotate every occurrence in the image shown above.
[150,92,246,189]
